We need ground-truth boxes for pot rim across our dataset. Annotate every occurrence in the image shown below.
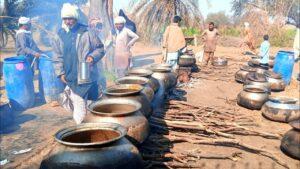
[115,76,150,86]
[243,85,269,93]
[247,72,267,82]
[264,70,282,79]
[180,55,195,59]
[268,96,299,104]
[87,98,142,116]
[240,65,256,72]
[151,67,172,73]
[105,84,143,96]
[55,122,127,147]
[151,63,172,68]
[289,120,300,130]
[127,68,153,77]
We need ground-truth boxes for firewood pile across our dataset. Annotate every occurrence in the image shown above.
[140,99,289,169]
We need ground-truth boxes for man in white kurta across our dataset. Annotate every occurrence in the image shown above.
[114,16,139,78]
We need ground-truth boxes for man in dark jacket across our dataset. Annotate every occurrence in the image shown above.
[52,3,105,124]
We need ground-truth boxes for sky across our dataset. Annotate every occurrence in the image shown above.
[113,0,233,18]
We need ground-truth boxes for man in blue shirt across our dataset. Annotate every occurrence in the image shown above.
[259,35,270,69]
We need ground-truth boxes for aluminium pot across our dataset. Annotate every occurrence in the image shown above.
[264,71,285,92]
[116,76,154,102]
[281,119,300,160]
[85,98,149,144]
[151,66,177,90]
[237,85,269,110]
[212,57,228,67]
[127,68,159,93]
[178,55,196,67]
[40,123,143,169]
[103,84,152,118]
[262,96,300,123]
[235,65,257,83]
[244,72,271,92]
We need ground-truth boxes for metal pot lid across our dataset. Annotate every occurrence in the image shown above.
[105,84,143,96]
[55,123,127,147]
[264,71,281,79]
[240,65,256,72]
[289,119,300,130]
[243,85,269,93]
[88,98,142,116]
[127,68,153,77]
[269,96,299,104]
[116,76,149,86]
[247,72,267,82]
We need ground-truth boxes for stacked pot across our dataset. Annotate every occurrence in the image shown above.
[235,59,287,110]
[40,63,178,169]
[235,56,300,160]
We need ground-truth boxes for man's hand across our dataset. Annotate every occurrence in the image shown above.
[34,53,41,58]
[60,75,67,84]
[86,56,94,63]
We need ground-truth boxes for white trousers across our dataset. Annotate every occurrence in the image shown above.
[60,86,87,124]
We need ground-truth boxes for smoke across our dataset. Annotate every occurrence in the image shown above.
[26,0,88,46]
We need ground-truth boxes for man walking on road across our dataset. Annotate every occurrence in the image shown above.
[52,3,105,124]
[201,22,219,66]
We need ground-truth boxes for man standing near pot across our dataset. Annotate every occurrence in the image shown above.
[16,16,42,66]
[201,22,219,66]
[52,3,105,124]
[114,16,139,77]
[162,16,186,70]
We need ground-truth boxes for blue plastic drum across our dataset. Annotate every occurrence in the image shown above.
[273,51,295,84]
[3,56,35,110]
[38,52,65,103]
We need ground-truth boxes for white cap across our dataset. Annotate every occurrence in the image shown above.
[244,22,250,27]
[61,3,79,19]
[18,17,30,25]
[114,16,126,24]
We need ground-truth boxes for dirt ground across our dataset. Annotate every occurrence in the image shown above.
[0,36,300,169]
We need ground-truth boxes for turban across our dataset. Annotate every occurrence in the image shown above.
[114,16,126,24]
[61,3,79,19]
[18,17,30,25]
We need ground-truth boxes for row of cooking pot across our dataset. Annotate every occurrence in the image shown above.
[235,60,300,160]
[235,65,286,92]
[40,64,178,169]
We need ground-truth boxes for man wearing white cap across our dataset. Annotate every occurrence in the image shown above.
[16,16,42,65]
[114,16,139,77]
[51,3,105,124]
